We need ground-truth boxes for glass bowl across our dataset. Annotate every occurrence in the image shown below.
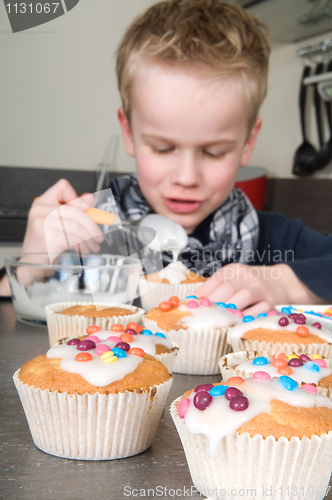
[5,252,142,326]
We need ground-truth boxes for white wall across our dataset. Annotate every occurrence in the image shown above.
[0,0,331,178]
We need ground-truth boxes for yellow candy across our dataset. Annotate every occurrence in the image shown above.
[288,354,300,360]
[297,308,303,312]
[312,354,322,360]
[103,355,117,364]
[100,351,114,360]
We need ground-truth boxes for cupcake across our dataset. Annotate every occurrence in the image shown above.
[143,296,241,375]
[227,311,332,358]
[57,321,179,374]
[220,350,332,397]
[45,301,145,347]
[14,339,173,460]
[138,261,205,311]
[171,376,332,500]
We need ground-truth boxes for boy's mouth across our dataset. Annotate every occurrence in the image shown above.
[164,198,202,214]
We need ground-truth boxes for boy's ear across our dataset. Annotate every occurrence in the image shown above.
[239,118,262,167]
[118,107,135,157]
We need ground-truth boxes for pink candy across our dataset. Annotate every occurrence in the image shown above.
[267,310,278,316]
[95,344,111,355]
[106,336,122,343]
[187,300,199,309]
[178,397,190,418]
[85,335,100,344]
[315,359,327,368]
[253,371,271,380]
[233,310,244,318]
[200,298,211,307]
[301,384,317,394]
[226,308,235,314]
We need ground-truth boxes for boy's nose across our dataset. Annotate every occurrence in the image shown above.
[171,151,201,187]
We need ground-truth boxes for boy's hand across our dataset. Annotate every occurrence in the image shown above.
[21,179,104,259]
[195,263,327,316]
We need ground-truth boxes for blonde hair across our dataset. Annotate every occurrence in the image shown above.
[116,0,270,131]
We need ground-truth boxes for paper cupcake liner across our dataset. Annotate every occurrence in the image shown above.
[230,337,332,359]
[45,301,145,347]
[143,317,231,375]
[171,397,332,500]
[138,278,202,312]
[155,342,179,374]
[219,351,332,398]
[13,370,173,460]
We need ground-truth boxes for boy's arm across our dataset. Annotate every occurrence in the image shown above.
[196,211,332,314]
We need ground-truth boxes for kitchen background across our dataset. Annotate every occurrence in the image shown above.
[1,0,332,265]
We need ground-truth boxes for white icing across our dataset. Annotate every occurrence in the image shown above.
[96,329,172,356]
[183,378,332,457]
[227,314,332,344]
[177,302,242,329]
[47,340,143,387]
[158,261,189,284]
[139,214,188,258]
[236,357,332,385]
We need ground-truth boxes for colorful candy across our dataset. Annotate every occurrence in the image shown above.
[127,322,139,332]
[288,358,303,367]
[226,377,244,386]
[253,371,271,380]
[112,347,127,358]
[169,296,180,307]
[115,342,130,351]
[200,298,211,307]
[229,396,249,411]
[110,324,124,333]
[120,333,134,343]
[86,325,101,335]
[279,375,297,391]
[159,301,172,311]
[187,300,199,309]
[296,326,309,337]
[75,352,93,362]
[278,316,289,327]
[140,329,153,336]
[95,344,112,356]
[85,335,100,344]
[155,332,166,338]
[209,385,228,396]
[272,358,287,368]
[194,384,214,393]
[225,387,243,400]
[178,398,190,417]
[277,366,293,375]
[193,391,212,411]
[301,384,317,394]
[124,328,137,336]
[101,351,117,364]
[106,336,122,343]
[243,315,254,322]
[77,339,96,351]
[253,357,268,366]
[128,347,145,357]
[67,338,80,345]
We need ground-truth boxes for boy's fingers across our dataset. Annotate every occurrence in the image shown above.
[195,271,226,297]
[36,179,78,205]
[242,300,272,317]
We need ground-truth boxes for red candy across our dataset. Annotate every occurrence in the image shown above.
[229,396,249,411]
[194,384,214,393]
[272,358,287,368]
[86,325,101,335]
[193,391,212,411]
[137,326,144,333]
[75,352,93,362]
[128,347,145,357]
[127,322,139,332]
[226,377,244,386]
[225,387,243,400]
[110,324,124,333]
[159,301,172,311]
[120,333,134,343]
[169,296,180,308]
[296,326,309,337]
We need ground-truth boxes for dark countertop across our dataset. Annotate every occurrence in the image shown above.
[1,300,332,500]
[0,300,214,500]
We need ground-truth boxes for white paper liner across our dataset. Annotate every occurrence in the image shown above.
[219,351,332,398]
[138,277,202,311]
[230,337,332,359]
[13,370,173,460]
[143,317,231,375]
[155,342,179,374]
[45,301,145,347]
[170,397,332,500]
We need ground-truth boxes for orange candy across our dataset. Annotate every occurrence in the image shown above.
[226,376,244,386]
[127,322,139,332]
[110,324,124,333]
[272,358,288,368]
[137,325,144,333]
[75,352,93,362]
[272,352,288,361]
[296,326,310,337]
[278,366,293,375]
[159,301,172,311]
[128,347,145,357]
[86,325,101,335]
[120,332,134,343]
[169,296,180,307]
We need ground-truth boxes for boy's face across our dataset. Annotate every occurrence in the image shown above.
[118,62,261,234]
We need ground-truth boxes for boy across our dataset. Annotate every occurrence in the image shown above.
[1,0,332,315]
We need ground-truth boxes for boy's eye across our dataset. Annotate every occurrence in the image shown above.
[203,150,226,159]
[152,147,174,154]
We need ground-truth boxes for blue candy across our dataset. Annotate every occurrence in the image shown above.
[154,332,166,338]
[256,313,267,318]
[227,303,237,310]
[185,295,198,299]
[112,347,127,358]
[279,375,297,391]
[243,315,255,322]
[281,306,292,314]
[210,385,229,397]
[305,361,320,372]
[253,357,268,366]
[217,302,227,308]
[141,329,153,336]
